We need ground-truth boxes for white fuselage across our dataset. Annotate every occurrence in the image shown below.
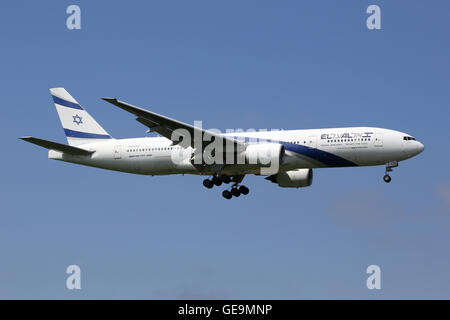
[48,127,424,176]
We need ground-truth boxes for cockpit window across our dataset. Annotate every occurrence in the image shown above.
[403,136,416,141]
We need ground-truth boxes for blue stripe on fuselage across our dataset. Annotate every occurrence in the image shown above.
[281,141,356,167]
[64,129,111,139]
[52,95,83,110]
[228,136,357,167]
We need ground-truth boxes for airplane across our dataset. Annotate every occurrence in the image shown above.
[20,88,424,199]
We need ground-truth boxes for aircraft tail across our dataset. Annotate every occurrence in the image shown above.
[50,88,113,146]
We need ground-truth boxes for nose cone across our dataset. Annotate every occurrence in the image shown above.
[403,140,424,158]
[416,141,425,154]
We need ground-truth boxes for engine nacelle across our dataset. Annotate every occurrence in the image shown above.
[244,143,285,175]
[266,169,313,188]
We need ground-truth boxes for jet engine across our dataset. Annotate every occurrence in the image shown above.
[265,169,313,188]
[244,143,285,175]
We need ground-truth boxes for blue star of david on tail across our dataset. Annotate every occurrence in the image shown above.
[73,114,83,125]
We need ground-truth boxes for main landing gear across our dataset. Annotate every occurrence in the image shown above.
[202,174,231,188]
[222,185,249,199]
[383,161,398,183]
[203,175,249,199]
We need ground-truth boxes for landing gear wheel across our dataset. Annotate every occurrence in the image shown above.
[239,185,249,195]
[211,176,222,186]
[203,179,213,189]
[383,161,397,184]
[220,175,231,184]
[222,190,232,199]
[231,188,241,197]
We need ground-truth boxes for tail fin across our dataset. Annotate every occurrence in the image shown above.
[50,88,113,146]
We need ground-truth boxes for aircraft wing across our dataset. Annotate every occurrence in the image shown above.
[102,98,244,150]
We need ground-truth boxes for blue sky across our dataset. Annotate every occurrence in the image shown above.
[1,0,449,299]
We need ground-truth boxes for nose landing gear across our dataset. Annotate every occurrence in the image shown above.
[383,161,398,183]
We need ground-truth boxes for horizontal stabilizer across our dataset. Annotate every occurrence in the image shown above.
[19,137,94,156]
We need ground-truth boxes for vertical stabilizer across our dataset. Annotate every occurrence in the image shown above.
[50,88,112,146]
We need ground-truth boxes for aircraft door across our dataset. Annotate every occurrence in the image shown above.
[114,145,122,159]
[374,134,383,147]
